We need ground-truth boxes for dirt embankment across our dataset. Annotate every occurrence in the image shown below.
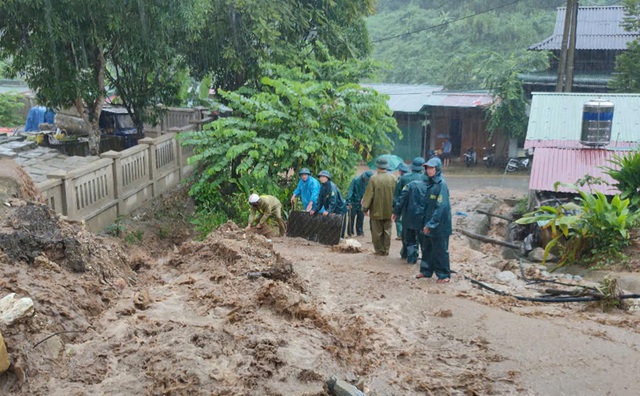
[1,173,640,395]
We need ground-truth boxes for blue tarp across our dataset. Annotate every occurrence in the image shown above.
[24,106,55,132]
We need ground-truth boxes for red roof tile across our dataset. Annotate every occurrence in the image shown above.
[529,147,624,194]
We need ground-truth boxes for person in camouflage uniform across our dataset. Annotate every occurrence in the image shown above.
[246,194,287,237]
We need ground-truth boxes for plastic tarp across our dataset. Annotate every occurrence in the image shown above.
[24,106,55,132]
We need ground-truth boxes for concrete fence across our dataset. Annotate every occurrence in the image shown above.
[37,132,194,232]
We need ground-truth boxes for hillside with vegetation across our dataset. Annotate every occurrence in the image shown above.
[367,0,624,89]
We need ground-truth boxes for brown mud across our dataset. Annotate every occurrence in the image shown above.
[0,172,639,395]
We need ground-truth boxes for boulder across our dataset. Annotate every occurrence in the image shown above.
[0,293,35,326]
[0,331,9,373]
[326,376,366,396]
[527,247,557,263]
[495,270,518,283]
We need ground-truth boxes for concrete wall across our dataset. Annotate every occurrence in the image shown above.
[37,132,193,232]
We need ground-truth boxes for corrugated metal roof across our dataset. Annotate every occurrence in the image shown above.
[529,6,638,50]
[423,92,494,108]
[519,72,611,87]
[529,147,623,194]
[526,93,640,147]
[363,84,443,113]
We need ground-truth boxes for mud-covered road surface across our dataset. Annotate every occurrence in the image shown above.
[1,171,639,395]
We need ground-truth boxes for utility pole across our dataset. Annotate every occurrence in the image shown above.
[565,0,579,92]
[556,0,573,92]
[556,0,579,92]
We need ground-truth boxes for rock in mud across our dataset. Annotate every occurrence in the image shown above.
[0,331,9,373]
[133,289,152,310]
[528,247,556,263]
[0,293,34,326]
[495,271,518,283]
[326,375,366,396]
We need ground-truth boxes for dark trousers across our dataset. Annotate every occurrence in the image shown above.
[420,235,450,279]
[404,228,423,264]
[347,208,364,236]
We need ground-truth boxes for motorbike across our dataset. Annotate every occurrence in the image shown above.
[463,147,477,167]
[505,156,530,172]
[482,144,496,168]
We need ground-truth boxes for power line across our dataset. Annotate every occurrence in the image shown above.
[371,0,527,44]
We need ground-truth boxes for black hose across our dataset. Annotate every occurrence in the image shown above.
[458,272,640,303]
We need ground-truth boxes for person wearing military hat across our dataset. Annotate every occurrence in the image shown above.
[245,194,287,237]
[416,157,452,283]
[345,170,374,237]
[291,167,321,212]
[393,157,427,261]
[310,170,348,238]
[362,157,397,256]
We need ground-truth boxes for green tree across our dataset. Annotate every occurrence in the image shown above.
[366,1,560,87]
[0,0,110,154]
[0,94,23,127]
[0,0,197,152]
[482,52,547,139]
[179,48,400,231]
[180,0,374,90]
[610,0,640,92]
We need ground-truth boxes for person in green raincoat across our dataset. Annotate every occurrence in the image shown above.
[416,157,452,283]
[346,170,373,237]
[393,157,426,259]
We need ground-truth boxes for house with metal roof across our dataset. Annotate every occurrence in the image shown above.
[521,6,639,95]
[525,92,640,195]
[364,84,499,161]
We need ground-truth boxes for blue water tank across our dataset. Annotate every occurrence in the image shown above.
[581,99,614,147]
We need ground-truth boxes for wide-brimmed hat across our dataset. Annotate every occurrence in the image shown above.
[411,156,425,171]
[375,158,389,169]
[249,194,260,204]
[397,163,409,173]
[318,170,331,179]
[299,168,311,175]
[424,157,442,168]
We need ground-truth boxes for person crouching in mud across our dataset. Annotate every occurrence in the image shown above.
[245,194,287,237]
[416,157,452,283]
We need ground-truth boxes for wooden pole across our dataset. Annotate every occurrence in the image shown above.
[458,229,521,249]
[556,1,574,92]
[565,0,579,92]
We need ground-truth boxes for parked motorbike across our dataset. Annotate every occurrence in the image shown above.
[505,156,530,172]
[463,147,477,167]
[482,144,496,168]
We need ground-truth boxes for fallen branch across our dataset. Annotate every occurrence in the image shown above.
[33,329,88,349]
[458,229,520,249]
[476,209,513,222]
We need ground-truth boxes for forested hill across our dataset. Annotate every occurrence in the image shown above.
[367,0,623,89]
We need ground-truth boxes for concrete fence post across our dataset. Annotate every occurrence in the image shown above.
[100,150,123,216]
[138,137,157,198]
[46,170,74,218]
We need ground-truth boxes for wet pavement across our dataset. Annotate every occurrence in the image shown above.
[0,134,98,184]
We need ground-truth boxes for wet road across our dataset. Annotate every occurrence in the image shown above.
[445,173,530,192]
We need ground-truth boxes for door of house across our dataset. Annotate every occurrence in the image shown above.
[449,117,462,157]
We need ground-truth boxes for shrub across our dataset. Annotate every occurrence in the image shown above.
[516,182,639,268]
[0,93,23,127]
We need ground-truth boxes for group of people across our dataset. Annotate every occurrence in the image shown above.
[244,156,452,283]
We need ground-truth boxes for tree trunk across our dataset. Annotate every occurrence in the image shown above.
[76,49,107,156]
